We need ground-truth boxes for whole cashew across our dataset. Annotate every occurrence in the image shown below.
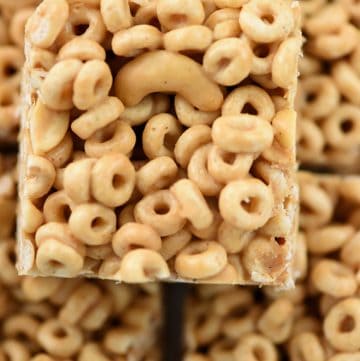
[115,50,223,112]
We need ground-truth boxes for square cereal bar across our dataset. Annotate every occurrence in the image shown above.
[297,0,360,172]
[183,285,288,361]
[3,273,162,360]
[21,280,162,361]
[18,0,301,286]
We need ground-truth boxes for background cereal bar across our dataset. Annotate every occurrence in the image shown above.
[0,1,39,145]
[0,276,162,361]
[1,276,162,361]
[184,172,360,361]
[297,0,360,172]
[0,155,161,361]
[18,0,301,286]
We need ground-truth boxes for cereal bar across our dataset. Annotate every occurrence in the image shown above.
[0,155,162,361]
[184,171,360,360]
[1,274,162,361]
[0,1,39,145]
[297,0,360,172]
[18,0,301,286]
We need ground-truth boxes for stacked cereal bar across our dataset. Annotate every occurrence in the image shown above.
[0,156,162,361]
[297,0,360,172]
[0,1,40,144]
[2,277,162,361]
[18,0,301,286]
[184,172,360,361]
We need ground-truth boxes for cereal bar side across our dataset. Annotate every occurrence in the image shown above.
[18,0,301,286]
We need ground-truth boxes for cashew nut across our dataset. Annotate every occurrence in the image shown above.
[30,99,69,155]
[24,155,56,200]
[115,50,223,112]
